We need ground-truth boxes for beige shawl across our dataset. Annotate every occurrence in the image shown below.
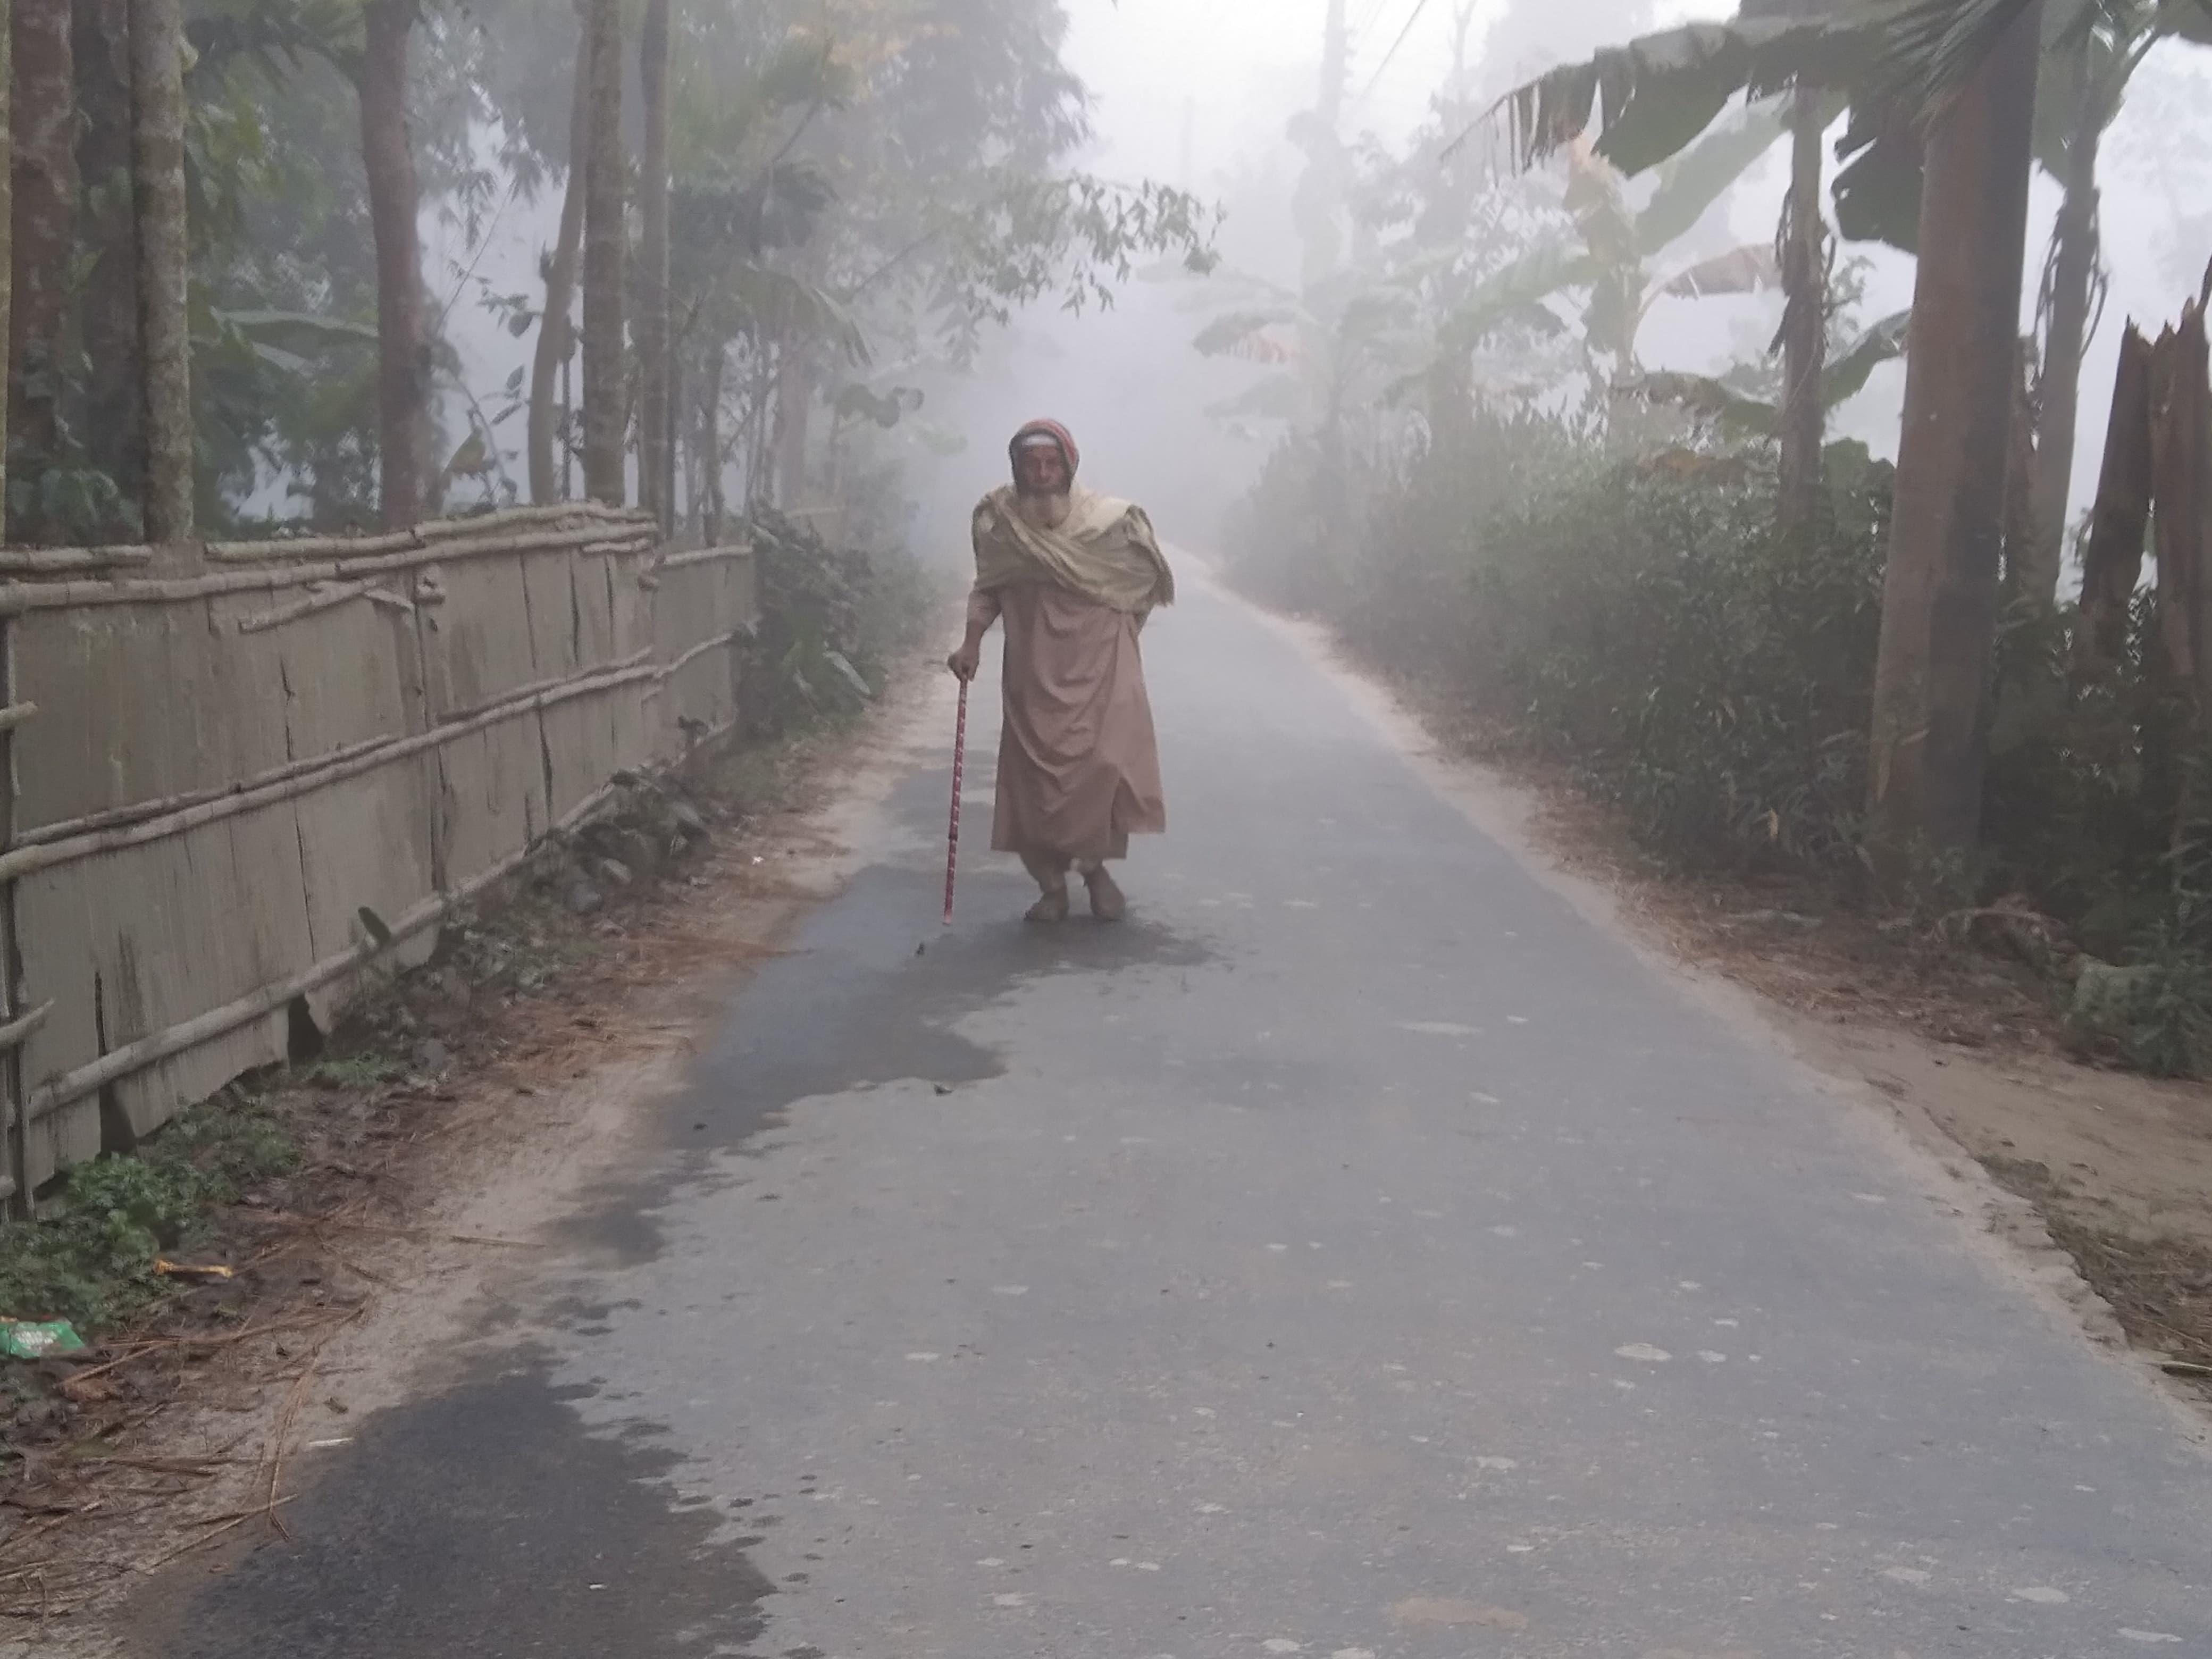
[971,485,1175,615]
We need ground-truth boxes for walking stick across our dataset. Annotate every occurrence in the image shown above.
[943,676,970,925]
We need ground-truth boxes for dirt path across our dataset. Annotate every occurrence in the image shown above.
[2,660,944,1656]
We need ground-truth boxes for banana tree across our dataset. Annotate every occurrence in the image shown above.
[1621,306,1910,434]
[1195,105,1791,444]
[2021,6,2188,603]
[1472,0,2212,869]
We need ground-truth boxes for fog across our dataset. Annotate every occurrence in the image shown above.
[926,0,2212,580]
[416,0,2212,590]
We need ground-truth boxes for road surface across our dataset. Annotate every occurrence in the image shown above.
[152,574,2212,1656]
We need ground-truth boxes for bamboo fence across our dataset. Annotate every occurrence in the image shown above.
[0,504,756,1210]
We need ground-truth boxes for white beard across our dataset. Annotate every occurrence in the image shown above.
[1014,490,1073,532]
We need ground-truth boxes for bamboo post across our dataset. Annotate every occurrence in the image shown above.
[1,614,27,1216]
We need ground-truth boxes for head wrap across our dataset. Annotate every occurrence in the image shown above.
[1009,419,1079,485]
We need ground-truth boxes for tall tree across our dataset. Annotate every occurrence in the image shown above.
[358,0,428,530]
[638,0,671,527]
[130,0,190,541]
[1864,0,2044,873]
[1290,0,1348,289]
[1777,82,1828,533]
[9,0,75,540]
[78,0,140,509]
[581,0,625,505]
[529,4,591,504]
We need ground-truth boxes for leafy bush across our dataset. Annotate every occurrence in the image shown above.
[744,507,937,741]
[2067,929,2212,1077]
[1228,407,2212,1075]
[1232,412,1890,873]
[1451,443,1888,871]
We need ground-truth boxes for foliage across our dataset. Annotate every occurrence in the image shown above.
[303,1053,403,1091]
[1234,415,1890,872]
[1623,308,1911,435]
[742,506,938,740]
[6,0,1205,541]
[1231,392,2212,1075]
[1476,0,2212,254]
[2067,928,2212,1075]
[0,1090,297,1331]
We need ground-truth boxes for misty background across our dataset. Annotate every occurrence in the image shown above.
[413,0,2212,580]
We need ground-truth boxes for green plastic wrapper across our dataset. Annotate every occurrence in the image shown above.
[0,1319,86,1359]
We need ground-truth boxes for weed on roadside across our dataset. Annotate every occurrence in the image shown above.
[0,1087,298,1330]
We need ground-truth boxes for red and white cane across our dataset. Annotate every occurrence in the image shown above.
[943,676,970,925]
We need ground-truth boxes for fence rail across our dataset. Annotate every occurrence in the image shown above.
[0,506,756,1211]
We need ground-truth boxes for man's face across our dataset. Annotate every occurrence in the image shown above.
[1017,443,1070,497]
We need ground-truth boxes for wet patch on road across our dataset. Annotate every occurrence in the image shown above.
[543,852,1220,1270]
[681,864,1217,1139]
[133,1353,775,1658]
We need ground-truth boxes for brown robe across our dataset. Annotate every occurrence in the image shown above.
[967,580,1166,863]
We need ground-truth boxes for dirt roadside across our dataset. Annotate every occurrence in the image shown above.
[1225,575,2212,1420]
[0,650,948,1655]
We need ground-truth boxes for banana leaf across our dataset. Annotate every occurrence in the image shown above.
[1622,371,1785,435]
[1473,0,2208,229]
[1622,306,1908,433]
[1632,104,1790,252]
[1192,308,1303,358]
[1821,308,1911,404]
[215,308,379,355]
[1657,244,1781,298]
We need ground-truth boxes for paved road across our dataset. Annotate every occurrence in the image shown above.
[157,576,2212,1656]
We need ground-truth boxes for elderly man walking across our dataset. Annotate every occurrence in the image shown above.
[947,420,1174,923]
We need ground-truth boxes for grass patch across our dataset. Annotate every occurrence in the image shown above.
[0,1088,299,1333]
[301,1053,403,1091]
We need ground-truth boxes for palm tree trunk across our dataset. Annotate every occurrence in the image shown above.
[78,0,140,510]
[1777,83,1826,536]
[528,3,591,505]
[2024,47,2103,608]
[1864,0,2043,878]
[359,0,427,530]
[9,0,75,540]
[581,0,626,506]
[636,0,671,529]
[129,0,190,541]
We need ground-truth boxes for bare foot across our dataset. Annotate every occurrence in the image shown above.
[1083,867,1126,921]
[1025,885,1070,924]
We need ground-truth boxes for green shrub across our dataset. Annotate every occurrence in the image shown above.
[1226,408,2212,1075]
[0,1090,297,1331]
[744,507,937,741]
[1231,412,1890,875]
